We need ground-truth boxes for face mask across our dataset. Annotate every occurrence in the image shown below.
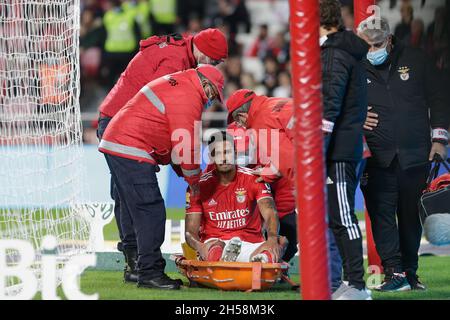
[367,46,389,66]
[205,99,214,109]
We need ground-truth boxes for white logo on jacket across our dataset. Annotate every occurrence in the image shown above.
[398,66,410,81]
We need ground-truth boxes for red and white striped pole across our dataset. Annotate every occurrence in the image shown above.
[353,0,383,274]
[290,0,331,300]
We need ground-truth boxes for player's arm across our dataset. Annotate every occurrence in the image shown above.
[257,196,281,262]
[253,181,281,262]
[185,213,203,252]
[184,188,212,260]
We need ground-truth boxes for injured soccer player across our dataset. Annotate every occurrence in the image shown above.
[184,131,287,263]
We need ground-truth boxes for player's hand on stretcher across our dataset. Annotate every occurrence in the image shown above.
[251,236,281,263]
[197,239,223,261]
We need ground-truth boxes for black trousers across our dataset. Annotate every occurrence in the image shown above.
[327,161,365,290]
[105,154,167,280]
[97,117,137,251]
[279,212,297,262]
[361,157,430,275]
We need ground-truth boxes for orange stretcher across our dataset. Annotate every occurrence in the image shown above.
[171,243,297,292]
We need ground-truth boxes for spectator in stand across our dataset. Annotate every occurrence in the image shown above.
[186,16,203,35]
[394,2,414,44]
[247,24,272,60]
[273,71,291,98]
[262,56,280,96]
[178,0,207,28]
[341,4,354,31]
[411,18,426,49]
[100,0,142,89]
[213,0,251,39]
[240,72,267,95]
[271,31,290,67]
[149,0,178,35]
[224,55,242,85]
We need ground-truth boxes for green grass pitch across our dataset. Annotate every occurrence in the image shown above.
[34,256,450,300]
[31,208,450,299]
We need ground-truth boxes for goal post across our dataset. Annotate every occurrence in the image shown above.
[290,0,331,300]
[0,0,90,296]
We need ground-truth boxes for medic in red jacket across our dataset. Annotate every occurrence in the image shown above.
[99,65,224,186]
[99,28,228,118]
[225,122,295,220]
[226,89,295,184]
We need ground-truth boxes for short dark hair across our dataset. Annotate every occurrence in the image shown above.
[208,131,235,157]
[319,0,343,30]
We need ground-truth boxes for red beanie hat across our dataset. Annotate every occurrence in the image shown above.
[226,89,256,124]
[193,28,228,61]
[196,64,225,102]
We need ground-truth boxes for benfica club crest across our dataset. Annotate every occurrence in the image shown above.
[235,188,247,203]
[398,66,410,81]
[185,192,191,209]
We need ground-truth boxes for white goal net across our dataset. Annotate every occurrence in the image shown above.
[0,0,90,296]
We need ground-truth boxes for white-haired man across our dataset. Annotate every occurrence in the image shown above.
[358,16,449,292]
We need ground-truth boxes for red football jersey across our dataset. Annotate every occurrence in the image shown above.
[186,166,273,243]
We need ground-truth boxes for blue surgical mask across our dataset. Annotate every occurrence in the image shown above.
[367,47,389,66]
[205,99,214,109]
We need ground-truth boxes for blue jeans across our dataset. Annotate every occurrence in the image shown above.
[328,229,343,292]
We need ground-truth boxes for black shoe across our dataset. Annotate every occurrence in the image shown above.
[137,274,181,290]
[374,273,411,292]
[124,270,139,283]
[406,273,426,291]
[123,248,138,283]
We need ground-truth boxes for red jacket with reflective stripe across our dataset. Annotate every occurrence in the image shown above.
[99,35,196,118]
[99,69,206,185]
[225,123,295,218]
[247,96,295,182]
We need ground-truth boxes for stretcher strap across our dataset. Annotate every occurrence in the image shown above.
[251,262,262,291]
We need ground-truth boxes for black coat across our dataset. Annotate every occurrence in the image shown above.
[321,31,369,162]
[363,39,449,170]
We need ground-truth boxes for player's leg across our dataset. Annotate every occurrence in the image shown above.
[222,237,243,262]
[105,154,180,290]
[328,228,344,292]
[202,238,226,261]
[279,211,298,263]
[98,116,138,281]
[397,163,430,290]
[361,160,409,291]
[327,161,368,299]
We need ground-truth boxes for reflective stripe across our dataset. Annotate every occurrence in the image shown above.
[140,86,166,114]
[99,140,155,162]
[286,116,295,130]
[182,167,201,177]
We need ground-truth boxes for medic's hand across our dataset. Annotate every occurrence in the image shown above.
[254,164,281,183]
[363,106,379,131]
[429,142,448,161]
